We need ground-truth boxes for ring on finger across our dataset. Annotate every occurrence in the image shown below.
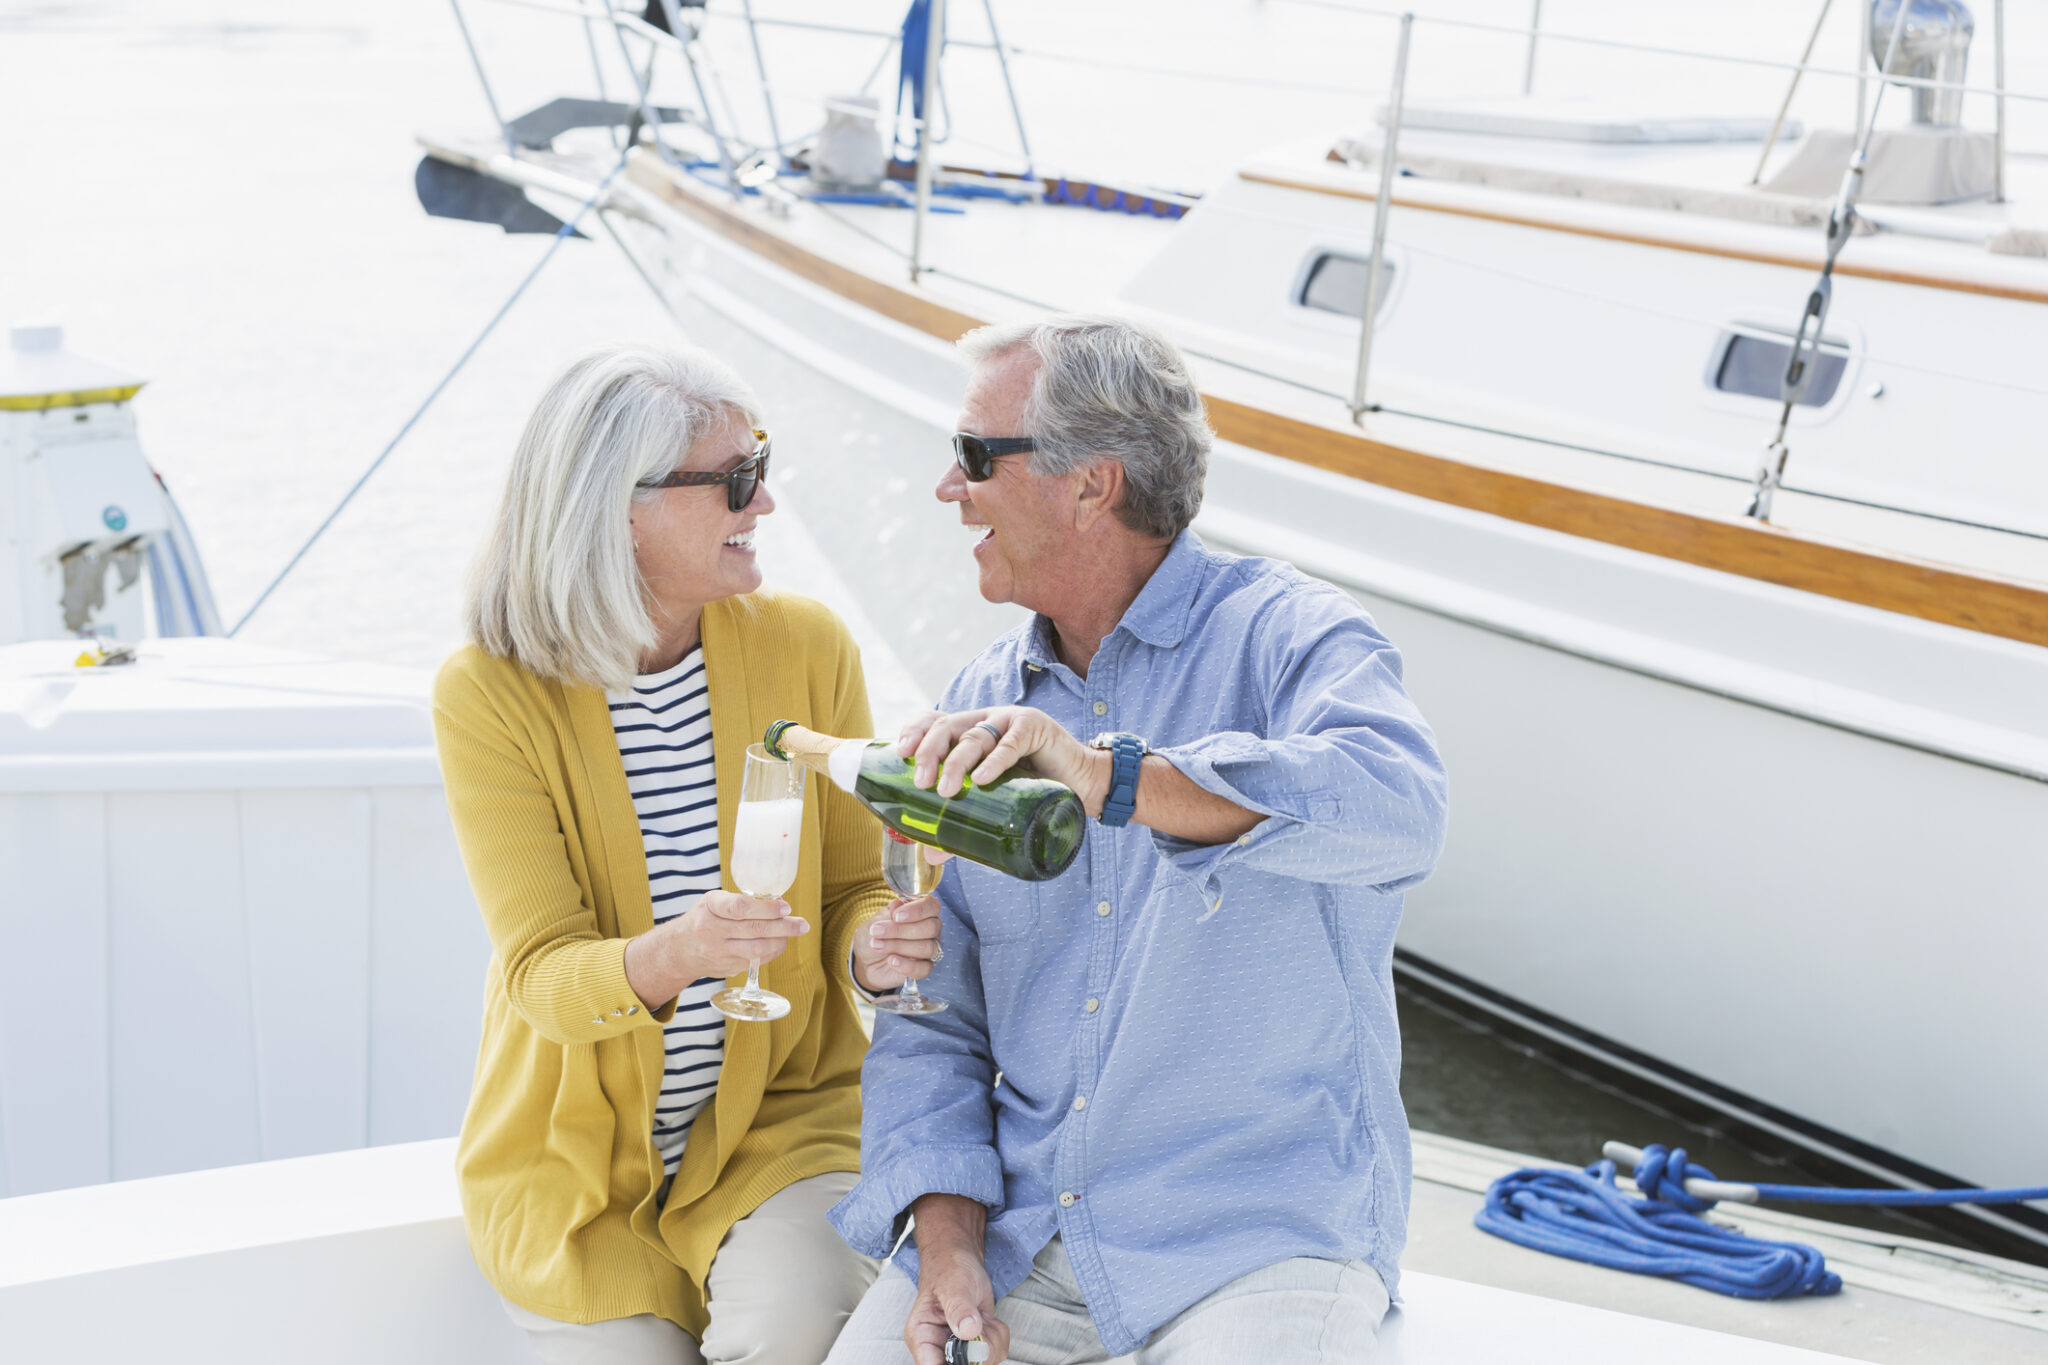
[974,720,1003,745]
[931,944,944,963]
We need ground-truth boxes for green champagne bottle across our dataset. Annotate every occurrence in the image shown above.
[764,720,1084,882]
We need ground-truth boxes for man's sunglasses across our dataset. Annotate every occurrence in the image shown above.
[643,429,772,512]
[952,433,1035,483]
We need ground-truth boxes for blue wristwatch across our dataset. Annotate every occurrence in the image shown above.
[1089,732,1148,828]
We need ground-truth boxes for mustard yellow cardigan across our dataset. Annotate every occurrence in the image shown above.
[431,590,892,1336]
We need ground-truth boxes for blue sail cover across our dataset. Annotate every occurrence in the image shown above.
[894,0,942,159]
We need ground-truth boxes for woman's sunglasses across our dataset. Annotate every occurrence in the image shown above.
[643,429,772,512]
[952,432,1035,483]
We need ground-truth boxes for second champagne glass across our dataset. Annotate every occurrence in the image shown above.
[714,743,804,1022]
[871,827,949,1016]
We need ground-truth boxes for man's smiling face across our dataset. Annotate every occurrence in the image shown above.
[937,346,1076,611]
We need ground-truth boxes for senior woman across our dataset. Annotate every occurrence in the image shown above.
[433,343,939,1365]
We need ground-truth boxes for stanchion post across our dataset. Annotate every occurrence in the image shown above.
[1522,0,1541,96]
[1351,12,1413,424]
[739,0,789,163]
[1993,0,2007,203]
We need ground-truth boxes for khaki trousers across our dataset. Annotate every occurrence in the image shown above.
[503,1171,879,1365]
[825,1237,1389,1365]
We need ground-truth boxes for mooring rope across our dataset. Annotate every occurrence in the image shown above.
[1479,1143,2048,1300]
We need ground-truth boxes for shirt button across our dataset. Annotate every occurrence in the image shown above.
[1092,700,1107,716]
[626,1005,640,1015]
[1072,1096,1088,1112]
[1237,834,1252,846]
[1096,900,1112,917]
[1059,1191,1078,1207]
[1084,998,1100,1013]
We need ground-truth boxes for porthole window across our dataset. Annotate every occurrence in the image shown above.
[1710,329,1849,407]
[1296,251,1397,319]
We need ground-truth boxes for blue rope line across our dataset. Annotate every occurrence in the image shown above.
[1479,1143,2048,1300]
[1628,1143,2048,1209]
[1479,1157,1841,1299]
[228,149,631,637]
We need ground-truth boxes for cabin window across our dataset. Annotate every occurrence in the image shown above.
[1297,252,1396,319]
[1711,330,1849,407]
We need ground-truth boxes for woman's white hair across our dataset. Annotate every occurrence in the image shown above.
[465,342,762,691]
[957,313,1211,539]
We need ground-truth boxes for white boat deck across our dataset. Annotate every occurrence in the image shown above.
[4,1134,2042,1363]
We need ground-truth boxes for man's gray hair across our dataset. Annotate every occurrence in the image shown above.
[958,314,1211,539]
[465,342,762,691]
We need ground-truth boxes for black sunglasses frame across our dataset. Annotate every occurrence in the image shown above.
[952,432,1035,483]
[644,430,772,512]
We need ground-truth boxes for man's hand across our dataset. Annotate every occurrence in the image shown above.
[853,895,943,993]
[905,1195,1009,1365]
[899,707,1110,818]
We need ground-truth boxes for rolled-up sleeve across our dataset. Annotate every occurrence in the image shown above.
[1151,599,1448,907]
[828,876,1005,1257]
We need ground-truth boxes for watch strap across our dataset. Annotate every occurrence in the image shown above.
[1100,734,1143,828]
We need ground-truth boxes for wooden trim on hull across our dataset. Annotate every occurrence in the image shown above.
[1238,170,2048,308]
[632,158,985,342]
[626,153,2048,651]
[1206,398,2048,647]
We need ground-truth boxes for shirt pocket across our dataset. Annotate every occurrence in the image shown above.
[959,865,1042,945]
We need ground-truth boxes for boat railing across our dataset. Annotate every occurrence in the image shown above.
[457,3,2048,194]
[439,1,2048,543]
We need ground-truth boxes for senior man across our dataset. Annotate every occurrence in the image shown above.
[826,315,1448,1365]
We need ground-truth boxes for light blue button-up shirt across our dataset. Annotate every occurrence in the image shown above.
[829,531,1448,1354]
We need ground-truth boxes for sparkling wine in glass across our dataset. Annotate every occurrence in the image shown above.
[871,827,949,1016]
[714,743,804,1022]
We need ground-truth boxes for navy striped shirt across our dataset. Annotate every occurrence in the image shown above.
[608,647,725,1176]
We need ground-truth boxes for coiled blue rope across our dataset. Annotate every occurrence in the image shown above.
[1479,1155,1841,1299]
[1479,1142,2048,1300]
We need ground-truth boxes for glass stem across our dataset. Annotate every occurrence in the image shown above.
[900,976,924,1004]
[744,958,762,995]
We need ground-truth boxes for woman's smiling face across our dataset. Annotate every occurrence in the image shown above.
[630,408,774,627]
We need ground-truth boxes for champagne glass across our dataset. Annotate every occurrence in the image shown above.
[870,827,949,1015]
[714,743,804,1022]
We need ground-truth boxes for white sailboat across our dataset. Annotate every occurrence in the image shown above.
[414,0,2048,1258]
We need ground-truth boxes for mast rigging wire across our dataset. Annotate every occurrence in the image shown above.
[228,149,633,637]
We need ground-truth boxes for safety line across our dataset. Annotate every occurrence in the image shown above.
[228,150,633,637]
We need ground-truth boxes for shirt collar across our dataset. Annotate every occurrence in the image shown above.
[1005,530,1205,699]
[1115,529,1204,650]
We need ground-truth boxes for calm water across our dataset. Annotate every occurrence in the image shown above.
[4,0,2029,1259]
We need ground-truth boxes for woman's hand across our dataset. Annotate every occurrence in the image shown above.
[853,895,943,994]
[625,891,810,1008]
